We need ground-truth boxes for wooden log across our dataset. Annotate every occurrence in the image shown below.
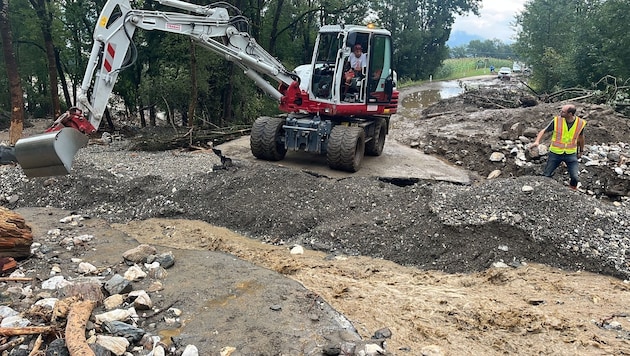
[0,207,32,259]
[65,300,96,356]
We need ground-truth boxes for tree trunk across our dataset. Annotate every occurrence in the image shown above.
[0,207,33,259]
[55,47,72,107]
[104,108,114,131]
[139,100,147,127]
[268,0,284,54]
[149,105,156,126]
[221,63,235,126]
[0,0,25,145]
[187,39,197,127]
[29,0,61,118]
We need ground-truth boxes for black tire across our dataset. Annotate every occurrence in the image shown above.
[250,117,287,161]
[365,118,386,156]
[327,125,365,172]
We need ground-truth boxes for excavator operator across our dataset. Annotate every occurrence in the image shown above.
[343,44,367,99]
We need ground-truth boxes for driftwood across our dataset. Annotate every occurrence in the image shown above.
[0,326,56,336]
[129,126,251,151]
[65,300,97,356]
[0,277,32,282]
[28,334,43,356]
[423,111,455,119]
[0,207,32,259]
[461,87,528,109]
[0,337,24,352]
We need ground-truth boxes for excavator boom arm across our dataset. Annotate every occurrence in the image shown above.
[82,0,296,131]
[15,0,300,177]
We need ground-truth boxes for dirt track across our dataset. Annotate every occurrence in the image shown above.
[1,76,630,355]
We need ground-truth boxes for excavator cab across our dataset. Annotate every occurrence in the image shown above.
[310,25,396,105]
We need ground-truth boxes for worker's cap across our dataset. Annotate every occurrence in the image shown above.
[353,44,362,51]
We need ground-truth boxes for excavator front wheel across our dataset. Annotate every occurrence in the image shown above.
[327,125,365,172]
[250,116,287,161]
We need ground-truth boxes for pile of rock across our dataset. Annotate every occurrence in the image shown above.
[488,131,629,197]
[0,214,199,356]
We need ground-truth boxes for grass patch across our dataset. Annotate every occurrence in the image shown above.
[398,58,515,87]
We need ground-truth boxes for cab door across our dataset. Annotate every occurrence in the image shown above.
[366,34,394,103]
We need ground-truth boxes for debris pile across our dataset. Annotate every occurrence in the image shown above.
[0,213,200,355]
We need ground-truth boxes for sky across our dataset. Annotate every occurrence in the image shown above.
[451,0,528,43]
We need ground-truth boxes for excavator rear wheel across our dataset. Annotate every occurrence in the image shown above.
[327,125,365,172]
[365,118,386,156]
[250,116,287,161]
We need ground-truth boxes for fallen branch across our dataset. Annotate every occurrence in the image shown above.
[0,277,33,282]
[519,79,539,95]
[0,326,56,336]
[66,300,96,356]
[424,111,455,118]
[28,334,43,356]
[0,336,23,352]
[143,299,180,320]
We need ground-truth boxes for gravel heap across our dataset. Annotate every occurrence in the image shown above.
[1,140,629,280]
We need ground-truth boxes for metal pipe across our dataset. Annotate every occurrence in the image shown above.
[243,69,282,101]
[157,0,215,15]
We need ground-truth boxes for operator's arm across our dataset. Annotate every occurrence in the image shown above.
[530,121,553,148]
[577,131,585,158]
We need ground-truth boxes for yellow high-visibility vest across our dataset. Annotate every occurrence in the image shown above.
[549,116,586,154]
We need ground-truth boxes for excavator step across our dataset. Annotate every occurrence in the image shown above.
[14,128,88,178]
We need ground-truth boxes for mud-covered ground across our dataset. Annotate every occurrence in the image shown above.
[1,76,630,355]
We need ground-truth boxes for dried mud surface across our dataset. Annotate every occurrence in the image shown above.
[1,76,630,355]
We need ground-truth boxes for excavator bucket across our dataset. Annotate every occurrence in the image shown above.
[14,128,89,178]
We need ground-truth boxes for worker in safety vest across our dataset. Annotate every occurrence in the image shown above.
[530,104,586,190]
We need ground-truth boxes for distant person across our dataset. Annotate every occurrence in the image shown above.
[489,65,495,74]
[530,104,586,190]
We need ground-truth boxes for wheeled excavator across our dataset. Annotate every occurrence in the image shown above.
[13,0,399,177]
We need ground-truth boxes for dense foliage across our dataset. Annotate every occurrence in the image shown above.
[514,0,630,100]
[449,39,516,60]
[431,57,513,81]
[0,0,480,129]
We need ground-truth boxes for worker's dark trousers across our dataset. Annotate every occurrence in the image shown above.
[544,152,579,187]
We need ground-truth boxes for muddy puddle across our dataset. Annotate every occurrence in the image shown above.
[401,77,495,109]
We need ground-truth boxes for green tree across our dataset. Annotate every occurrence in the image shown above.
[2,0,488,129]
[374,0,481,81]
[512,0,626,92]
[28,0,62,117]
[57,0,100,106]
[448,45,468,58]
[573,0,630,87]
[466,39,514,59]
